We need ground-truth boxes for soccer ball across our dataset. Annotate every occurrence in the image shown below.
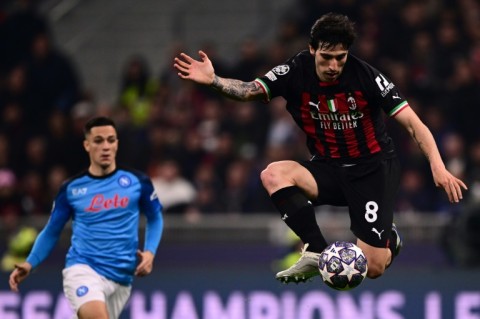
[318,241,368,290]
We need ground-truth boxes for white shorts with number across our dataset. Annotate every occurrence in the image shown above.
[62,264,132,319]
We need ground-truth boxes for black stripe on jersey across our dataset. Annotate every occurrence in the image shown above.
[348,91,372,156]
[313,105,332,159]
[300,92,328,157]
[353,91,381,155]
[353,113,371,155]
[326,94,348,158]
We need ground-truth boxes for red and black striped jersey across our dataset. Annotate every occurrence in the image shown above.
[256,50,409,162]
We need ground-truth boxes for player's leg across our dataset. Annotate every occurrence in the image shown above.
[345,157,402,278]
[62,264,109,319]
[77,301,109,319]
[262,160,328,251]
[261,160,333,283]
[356,239,390,278]
[388,222,403,265]
[357,223,403,278]
[106,283,132,319]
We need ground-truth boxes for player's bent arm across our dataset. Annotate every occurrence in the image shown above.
[26,193,72,268]
[211,75,266,101]
[393,107,445,169]
[173,50,265,101]
[394,106,467,202]
[140,177,164,255]
[26,218,67,268]
[144,213,163,255]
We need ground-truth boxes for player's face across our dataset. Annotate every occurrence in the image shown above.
[309,43,348,82]
[84,125,118,174]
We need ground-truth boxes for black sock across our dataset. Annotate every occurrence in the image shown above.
[271,186,328,253]
[387,229,398,268]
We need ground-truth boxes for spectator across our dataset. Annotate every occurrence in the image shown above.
[25,31,81,131]
[150,159,197,214]
[396,168,437,213]
[229,36,266,81]
[0,0,48,73]
[45,110,78,175]
[0,168,24,234]
[45,164,68,201]
[191,162,223,214]
[224,100,268,160]
[118,54,159,128]
[19,170,49,215]
[219,159,257,213]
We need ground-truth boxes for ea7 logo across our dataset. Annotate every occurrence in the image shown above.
[375,74,394,97]
[72,188,87,196]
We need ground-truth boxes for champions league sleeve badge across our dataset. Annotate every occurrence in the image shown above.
[272,65,290,76]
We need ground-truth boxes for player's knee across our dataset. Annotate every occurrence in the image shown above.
[260,163,282,189]
[366,260,386,279]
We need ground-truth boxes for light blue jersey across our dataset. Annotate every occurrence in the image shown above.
[26,167,163,285]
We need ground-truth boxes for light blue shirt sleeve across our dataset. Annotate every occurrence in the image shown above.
[139,176,163,254]
[26,185,72,268]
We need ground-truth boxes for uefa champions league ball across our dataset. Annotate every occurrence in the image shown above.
[318,241,368,290]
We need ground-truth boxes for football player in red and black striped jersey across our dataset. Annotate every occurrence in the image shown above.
[174,13,467,284]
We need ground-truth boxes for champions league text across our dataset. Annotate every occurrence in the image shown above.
[1,289,479,319]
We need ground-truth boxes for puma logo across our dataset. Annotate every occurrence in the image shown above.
[372,227,384,240]
[308,101,320,111]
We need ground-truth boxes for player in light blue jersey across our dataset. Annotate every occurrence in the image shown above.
[9,116,164,319]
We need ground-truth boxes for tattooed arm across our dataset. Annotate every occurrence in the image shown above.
[174,50,265,101]
[394,107,467,203]
[210,75,264,101]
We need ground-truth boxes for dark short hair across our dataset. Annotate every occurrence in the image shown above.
[309,13,357,51]
[83,116,117,136]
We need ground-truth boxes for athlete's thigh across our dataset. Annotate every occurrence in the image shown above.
[78,301,109,319]
[299,160,346,205]
[266,160,319,198]
[343,158,400,248]
[62,264,109,319]
[106,284,131,319]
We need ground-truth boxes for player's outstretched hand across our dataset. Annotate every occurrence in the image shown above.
[9,262,32,292]
[173,50,215,85]
[135,250,154,277]
[432,167,468,203]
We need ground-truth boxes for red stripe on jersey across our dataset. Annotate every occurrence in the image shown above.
[344,129,361,157]
[301,93,325,156]
[342,92,361,157]
[360,104,382,154]
[339,93,361,158]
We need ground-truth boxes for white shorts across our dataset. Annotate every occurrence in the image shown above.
[62,264,131,319]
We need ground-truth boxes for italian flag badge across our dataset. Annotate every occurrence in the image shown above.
[327,99,337,112]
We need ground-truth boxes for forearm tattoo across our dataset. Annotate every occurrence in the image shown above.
[211,75,263,101]
[412,129,430,161]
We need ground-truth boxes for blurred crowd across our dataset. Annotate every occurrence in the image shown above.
[1,0,480,235]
